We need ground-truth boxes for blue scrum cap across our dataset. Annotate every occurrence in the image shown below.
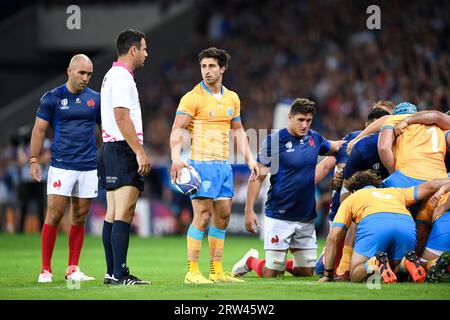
[392,102,417,115]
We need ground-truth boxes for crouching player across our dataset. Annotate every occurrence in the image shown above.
[415,184,450,282]
[319,170,449,284]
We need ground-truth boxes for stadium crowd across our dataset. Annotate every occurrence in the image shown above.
[0,0,449,239]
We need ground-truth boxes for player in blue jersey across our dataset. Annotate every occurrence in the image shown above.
[29,54,100,283]
[232,98,343,278]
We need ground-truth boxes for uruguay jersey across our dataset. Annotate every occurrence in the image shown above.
[333,185,418,230]
[258,128,331,221]
[36,84,100,171]
[381,115,448,180]
[343,133,388,180]
[176,81,240,161]
[416,192,450,225]
[328,130,360,220]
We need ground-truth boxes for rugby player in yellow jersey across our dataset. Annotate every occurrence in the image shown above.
[318,170,450,284]
[169,47,259,284]
[378,102,449,187]
[415,184,450,282]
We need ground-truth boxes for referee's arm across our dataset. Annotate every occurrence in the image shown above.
[114,107,151,176]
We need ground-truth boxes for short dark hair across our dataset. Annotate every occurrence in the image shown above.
[289,98,316,116]
[198,47,230,69]
[367,107,390,122]
[344,170,382,192]
[116,29,145,56]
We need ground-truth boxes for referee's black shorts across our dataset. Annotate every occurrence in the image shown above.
[98,141,145,192]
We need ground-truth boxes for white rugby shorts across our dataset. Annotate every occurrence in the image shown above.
[264,216,318,251]
[47,166,98,198]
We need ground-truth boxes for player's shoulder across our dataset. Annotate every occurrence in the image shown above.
[308,129,325,139]
[344,130,361,141]
[223,86,240,103]
[180,83,206,104]
[84,87,100,98]
[40,84,65,104]
[263,129,282,144]
[84,87,99,95]
[354,133,378,149]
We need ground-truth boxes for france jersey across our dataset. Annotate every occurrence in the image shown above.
[36,84,101,171]
[343,133,388,180]
[257,128,331,221]
[328,130,361,221]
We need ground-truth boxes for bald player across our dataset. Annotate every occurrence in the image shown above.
[30,54,101,283]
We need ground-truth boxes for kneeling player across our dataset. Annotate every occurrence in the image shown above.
[319,170,449,284]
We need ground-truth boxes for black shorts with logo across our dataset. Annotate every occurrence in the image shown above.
[98,141,145,192]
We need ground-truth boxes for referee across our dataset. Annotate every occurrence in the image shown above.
[99,29,151,285]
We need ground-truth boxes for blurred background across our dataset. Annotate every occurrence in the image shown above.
[0,0,448,238]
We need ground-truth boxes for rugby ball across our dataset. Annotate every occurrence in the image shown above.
[173,166,201,195]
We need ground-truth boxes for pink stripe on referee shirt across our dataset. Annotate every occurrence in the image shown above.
[112,61,135,78]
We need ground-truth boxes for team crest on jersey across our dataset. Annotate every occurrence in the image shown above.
[202,181,211,192]
[209,109,215,119]
[87,99,96,108]
[309,138,316,147]
[227,108,233,118]
[373,163,380,170]
[60,99,69,110]
[285,141,295,152]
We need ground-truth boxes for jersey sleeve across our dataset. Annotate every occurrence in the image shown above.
[415,201,433,225]
[332,196,352,230]
[111,77,134,109]
[343,147,364,179]
[318,134,331,156]
[36,92,55,123]
[176,93,197,117]
[257,134,274,167]
[231,93,241,121]
[334,141,348,164]
[401,186,418,207]
[381,116,399,131]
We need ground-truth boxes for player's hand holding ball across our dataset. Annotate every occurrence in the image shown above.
[171,164,201,196]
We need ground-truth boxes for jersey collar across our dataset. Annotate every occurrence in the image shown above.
[200,81,224,96]
[113,61,135,78]
[284,128,311,142]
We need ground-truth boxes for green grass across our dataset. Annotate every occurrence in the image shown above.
[0,234,449,300]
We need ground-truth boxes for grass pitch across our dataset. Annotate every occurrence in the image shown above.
[0,234,449,300]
